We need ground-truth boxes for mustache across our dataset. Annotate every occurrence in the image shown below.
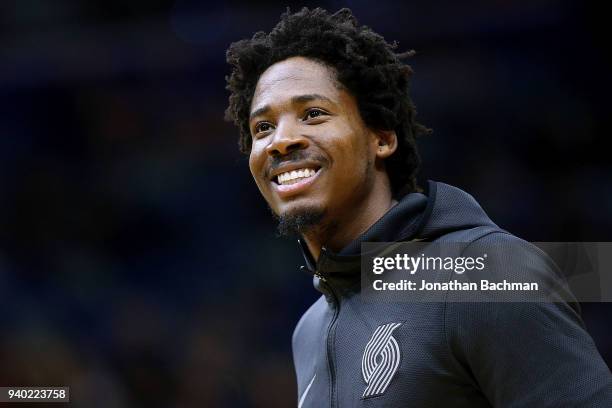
[266,150,328,178]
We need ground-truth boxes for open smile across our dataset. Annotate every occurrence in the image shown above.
[271,166,322,198]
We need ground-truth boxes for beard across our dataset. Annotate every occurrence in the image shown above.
[272,206,326,238]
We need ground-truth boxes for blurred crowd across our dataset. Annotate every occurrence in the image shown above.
[0,1,610,406]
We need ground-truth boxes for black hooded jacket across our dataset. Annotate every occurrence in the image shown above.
[292,181,612,407]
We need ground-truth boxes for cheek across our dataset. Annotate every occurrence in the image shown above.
[248,149,264,183]
[248,140,264,169]
[248,153,256,174]
[333,126,371,168]
[351,134,376,185]
[249,144,275,197]
[248,156,256,180]
[325,134,370,189]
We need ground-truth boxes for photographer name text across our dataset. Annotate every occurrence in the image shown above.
[372,279,539,291]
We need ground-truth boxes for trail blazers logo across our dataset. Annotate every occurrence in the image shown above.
[361,322,402,398]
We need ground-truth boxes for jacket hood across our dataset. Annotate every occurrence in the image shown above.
[416,180,498,241]
[298,181,499,290]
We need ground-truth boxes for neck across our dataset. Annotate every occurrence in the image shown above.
[302,188,398,261]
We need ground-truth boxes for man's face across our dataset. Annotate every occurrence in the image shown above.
[248,56,378,233]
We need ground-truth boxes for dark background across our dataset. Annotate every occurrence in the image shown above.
[0,0,610,407]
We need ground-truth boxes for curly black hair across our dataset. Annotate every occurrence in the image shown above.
[225,7,430,195]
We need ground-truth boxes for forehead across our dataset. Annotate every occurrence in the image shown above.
[251,57,341,112]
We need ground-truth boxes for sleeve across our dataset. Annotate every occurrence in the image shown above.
[445,235,612,407]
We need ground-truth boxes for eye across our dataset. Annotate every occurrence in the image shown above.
[303,108,327,121]
[254,122,274,135]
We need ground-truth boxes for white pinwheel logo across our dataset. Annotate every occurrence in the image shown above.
[361,322,402,398]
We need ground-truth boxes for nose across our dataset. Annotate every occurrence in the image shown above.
[265,119,308,157]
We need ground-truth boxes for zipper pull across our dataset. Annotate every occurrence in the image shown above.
[315,246,329,281]
[314,270,328,282]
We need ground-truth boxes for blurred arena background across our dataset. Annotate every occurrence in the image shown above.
[0,0,610,406]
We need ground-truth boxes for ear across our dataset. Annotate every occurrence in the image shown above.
[374,129,398,159]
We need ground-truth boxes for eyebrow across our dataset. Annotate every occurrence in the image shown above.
[249,93,334,120]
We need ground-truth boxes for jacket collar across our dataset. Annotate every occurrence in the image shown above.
[298,183,432,294]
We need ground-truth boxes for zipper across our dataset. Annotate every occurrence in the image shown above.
[320,277,340,408]
[314,270,327,282]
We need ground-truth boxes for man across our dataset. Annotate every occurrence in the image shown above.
[225,7,612,407]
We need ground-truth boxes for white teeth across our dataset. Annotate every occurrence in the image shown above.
[276,168,318,185]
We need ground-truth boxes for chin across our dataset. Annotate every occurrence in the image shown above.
[276,196,324,216]
[273,203,326,237]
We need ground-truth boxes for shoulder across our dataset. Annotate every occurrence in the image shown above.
[445,231,587,351]
[467,231,576,301]
[444,229,587,350]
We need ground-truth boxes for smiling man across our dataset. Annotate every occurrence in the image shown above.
[248,56,400,260]
[225,7,612,408]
